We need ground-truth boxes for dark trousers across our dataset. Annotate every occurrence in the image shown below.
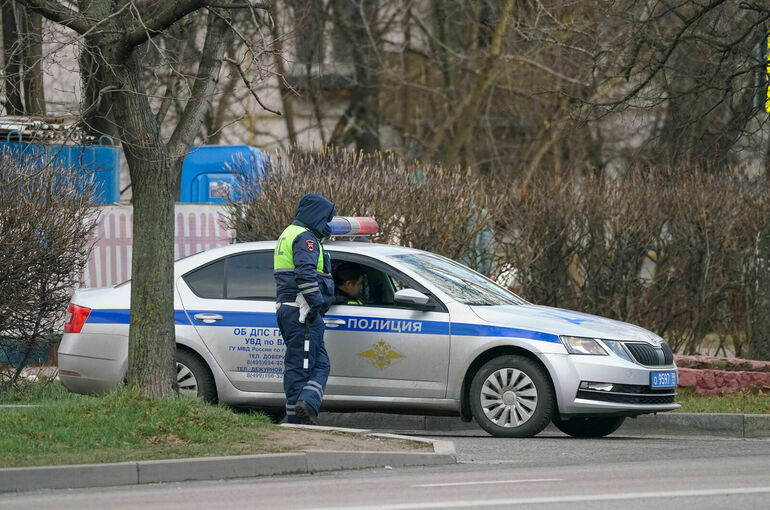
[276,305,329,423]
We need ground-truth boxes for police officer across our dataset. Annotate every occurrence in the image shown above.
[333,262,365,305]
[274,194,335,425]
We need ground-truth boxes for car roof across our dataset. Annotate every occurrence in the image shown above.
[173,240,422,274]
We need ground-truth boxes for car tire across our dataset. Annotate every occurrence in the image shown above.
[551,416,626,438]
[175,348,217,404]
[469,355,555,438]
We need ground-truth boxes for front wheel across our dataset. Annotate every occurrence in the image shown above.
[469,355,555,438]
[552,416,626,438]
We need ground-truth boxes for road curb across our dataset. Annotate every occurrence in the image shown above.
[0,426,456,493]
[318,412,770,439]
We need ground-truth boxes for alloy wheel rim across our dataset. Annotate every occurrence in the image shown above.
[176,362,199,396]
[480,368,538,428]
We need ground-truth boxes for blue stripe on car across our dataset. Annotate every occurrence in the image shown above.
[84,309,560,343]
[87,309,192,325]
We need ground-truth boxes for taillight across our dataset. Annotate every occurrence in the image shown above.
[64,304,91,333]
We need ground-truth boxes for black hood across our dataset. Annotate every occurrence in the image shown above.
[293,193,335,238]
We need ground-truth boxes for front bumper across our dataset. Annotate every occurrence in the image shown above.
[543,352,680,417]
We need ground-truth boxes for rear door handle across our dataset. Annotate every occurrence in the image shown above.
[194,313,223,323]
[323,318,346,327]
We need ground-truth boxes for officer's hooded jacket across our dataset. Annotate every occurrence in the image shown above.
[274,194,336,313]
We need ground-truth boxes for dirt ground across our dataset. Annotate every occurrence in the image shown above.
[266,428,433,453]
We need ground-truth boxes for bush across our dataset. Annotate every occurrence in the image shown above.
[226,147,500,267]
[496,167,769,355]
[0,150,98,389]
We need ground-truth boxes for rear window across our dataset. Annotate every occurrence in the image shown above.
[183,251,275,300]
[184,259,225,298]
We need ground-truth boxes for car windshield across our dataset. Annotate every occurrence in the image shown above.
[391,253,525,306]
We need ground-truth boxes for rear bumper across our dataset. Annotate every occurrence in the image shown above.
[57,332,126,395]
[58,353,124,394]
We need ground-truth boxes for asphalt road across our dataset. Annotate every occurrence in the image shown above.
[2,432,769,510]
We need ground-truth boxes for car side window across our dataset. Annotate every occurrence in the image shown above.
[226,252,276,299]
[328,253,446,312]
[183,251,276,300]
[361,266,396,305]
[184,259,225,299]
[331,261,407,307]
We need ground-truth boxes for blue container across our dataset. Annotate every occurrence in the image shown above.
[0,132,121,204]
[179,145,266,203]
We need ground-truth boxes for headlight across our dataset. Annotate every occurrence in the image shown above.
[560,336,608,355]
[602,340,634,363]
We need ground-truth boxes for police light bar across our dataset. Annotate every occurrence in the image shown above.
[329,216,378,236]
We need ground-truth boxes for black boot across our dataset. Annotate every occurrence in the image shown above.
[294,400,319,425]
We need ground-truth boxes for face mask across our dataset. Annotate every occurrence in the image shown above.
[321,222,332,238]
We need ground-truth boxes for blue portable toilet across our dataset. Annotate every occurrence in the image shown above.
[179,145,266,203]
[0,131,121,204]
[48,136,120,204]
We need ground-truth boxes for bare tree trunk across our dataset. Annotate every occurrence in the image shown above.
[269,0,297,146]
[751,224,770,361]
[22,10,44,115]
[2,1,24,115]
[79,49,118,139]
[328,0,381,152]
[108,49,177,397]
[115,9,228,397]
[752,132,770,361]
[423,0,514,167]
[441,0,514,168]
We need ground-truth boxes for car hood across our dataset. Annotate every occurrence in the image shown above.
[469,304,663,345]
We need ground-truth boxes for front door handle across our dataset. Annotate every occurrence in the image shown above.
[194,313,223,324]
[323,318,346,327]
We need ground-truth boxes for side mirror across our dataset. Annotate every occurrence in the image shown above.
[394,289,433,311]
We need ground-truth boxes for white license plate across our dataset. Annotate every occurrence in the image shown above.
[650,370,677,388]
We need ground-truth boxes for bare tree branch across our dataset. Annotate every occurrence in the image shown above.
[123,0,206,50]
[168,8,230,155]
[206,2,268,8]
[12,0,90,34]
[224,56,281,116]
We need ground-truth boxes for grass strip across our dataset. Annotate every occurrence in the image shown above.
[675,387,770,414]
[0,385,280,468]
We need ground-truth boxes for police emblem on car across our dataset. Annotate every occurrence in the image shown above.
[358,340,405,370]
[58,216,679,438]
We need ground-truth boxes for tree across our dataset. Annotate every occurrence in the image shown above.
[13,0,270,397]
[2,1,45,115]
[582,0,770,359]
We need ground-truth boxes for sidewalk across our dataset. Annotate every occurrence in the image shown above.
[0,425,456,493]
[318,412,770,439]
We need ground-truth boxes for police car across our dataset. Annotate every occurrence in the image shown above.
[58,217,679,438]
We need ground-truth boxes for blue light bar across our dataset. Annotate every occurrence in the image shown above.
[329,216,378,236]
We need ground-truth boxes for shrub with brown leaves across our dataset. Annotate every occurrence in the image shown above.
[226,147,500,268]
[0,151,98,389]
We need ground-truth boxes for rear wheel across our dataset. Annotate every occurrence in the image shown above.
[469,355,555,438]
[552,416,626,438]
[175,349,217,403]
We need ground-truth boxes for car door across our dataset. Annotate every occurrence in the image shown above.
[176,250,284,393]
[323,253,451,399]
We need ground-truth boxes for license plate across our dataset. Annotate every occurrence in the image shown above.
[650,370,677,388]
